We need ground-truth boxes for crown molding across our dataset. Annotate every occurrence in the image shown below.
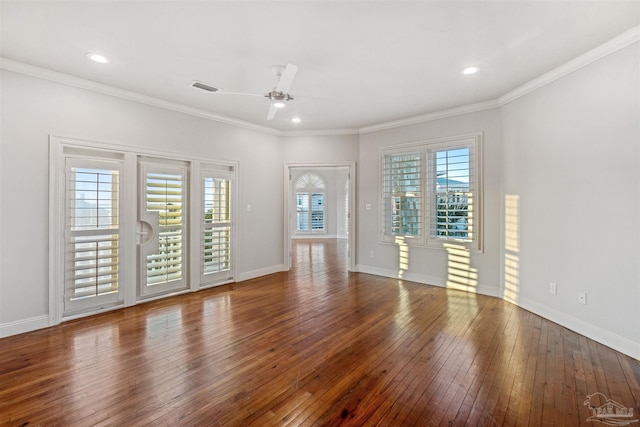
[358,100,501,134]
[2,25,638,138]
[281,128,360,137]
[358,25,639,134]
[498,25,640,107]
[0,57,282,136]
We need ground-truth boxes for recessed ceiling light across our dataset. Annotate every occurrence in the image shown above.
[291,117,301,123]
[86,53,110,64]
[462,66,478,75]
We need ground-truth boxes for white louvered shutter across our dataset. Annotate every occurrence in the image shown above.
[65,158,123,314]
[427,144,476,242]
[202,170,233,284]
[145,172,184,285]
[382,152,422,239]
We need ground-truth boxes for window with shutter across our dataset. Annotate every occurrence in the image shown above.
[65,158,123,314]
[380,133,482,251]
[202,170,233,284]
[295,173,326,233]
[382,152,422,240]
[428,146,475,241]
[144,172,184,285]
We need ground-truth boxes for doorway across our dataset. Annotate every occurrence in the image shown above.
[283,162,356,272]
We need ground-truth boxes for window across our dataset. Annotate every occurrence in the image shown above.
[382,152,422,238]
[297,192,324,231]
[144,171,185,286]
[380,133,482,251]
[64,158,123,314]
[202,169,233,284]
[295,173,326,233]
[428,146,474,241]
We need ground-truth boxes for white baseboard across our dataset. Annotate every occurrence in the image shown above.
[0,315,49,338]
[356,264,639,360]
[238,264,285,282]
[516,296,640,360]
[355,264,500,297]
[292,234,338,239]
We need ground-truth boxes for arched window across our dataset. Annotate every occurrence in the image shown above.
[295,173,325,233]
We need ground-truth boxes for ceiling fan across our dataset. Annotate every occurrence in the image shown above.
[193,63,298,121]
[264,64,298,120]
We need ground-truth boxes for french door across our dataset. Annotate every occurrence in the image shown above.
[52,138,237,321]
[138,159,189,298]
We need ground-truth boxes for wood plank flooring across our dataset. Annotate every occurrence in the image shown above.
[0,239,638,426]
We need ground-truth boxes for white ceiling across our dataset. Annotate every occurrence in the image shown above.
[1,1,638,132]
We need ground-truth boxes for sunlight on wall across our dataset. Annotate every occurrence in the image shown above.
[503,195,520,304]
[395,236,410,278]
[444,243,478,293]
[468,192,474,240]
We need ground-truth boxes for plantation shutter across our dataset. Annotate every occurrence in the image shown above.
[296,193,311,231]
[145,172,184,285]
[202,170,233,284]
[64,158,123,314]
[311,193,324,230]
[427,144,476,242]
[382,152,422,238]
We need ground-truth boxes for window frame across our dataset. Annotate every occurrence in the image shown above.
[379,132,483,252]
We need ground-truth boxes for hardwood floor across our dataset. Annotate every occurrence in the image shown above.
[0,239,638,426]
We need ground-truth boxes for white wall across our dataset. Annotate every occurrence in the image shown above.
[500,42,640,358]
[0,70,284,330]
[357,109,503,297]
[282,134,359,164]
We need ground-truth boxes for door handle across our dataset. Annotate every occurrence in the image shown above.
[136,211,159,248]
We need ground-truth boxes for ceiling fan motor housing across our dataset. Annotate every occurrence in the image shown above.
[265,90,293,102]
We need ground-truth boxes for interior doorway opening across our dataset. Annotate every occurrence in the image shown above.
[284,162,356,272]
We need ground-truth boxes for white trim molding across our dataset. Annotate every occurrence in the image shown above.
[0,58,281,137]
[356,264,500,298]
[0,315,50,338]
[359,100,500,134]
[515,296,640,361]
[238,264,285,282]
[498,25,640,106]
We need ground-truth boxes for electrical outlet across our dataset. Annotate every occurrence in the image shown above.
[578,292,587,305]
[370,250,375,258]
[549,282,557,295]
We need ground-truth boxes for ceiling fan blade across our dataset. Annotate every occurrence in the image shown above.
[275,64,298,93]
[267,103,278,120]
